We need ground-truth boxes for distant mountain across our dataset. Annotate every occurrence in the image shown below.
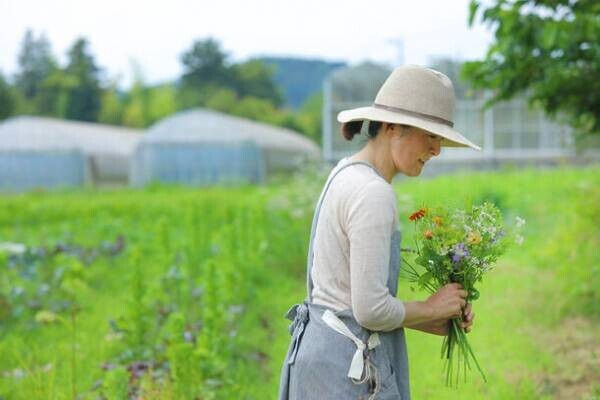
[257,57,347,109]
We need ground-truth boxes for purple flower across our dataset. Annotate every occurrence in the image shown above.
[491,229,505,244]
[451,243,469,264]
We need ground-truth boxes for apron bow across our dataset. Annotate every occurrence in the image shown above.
[285,302,309,364]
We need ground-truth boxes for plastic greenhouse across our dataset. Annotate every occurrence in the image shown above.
[130,108,320,186]
[0,116,142,191]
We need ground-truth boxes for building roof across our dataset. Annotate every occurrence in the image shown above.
[0,116,142,156]
[143,108,320,157]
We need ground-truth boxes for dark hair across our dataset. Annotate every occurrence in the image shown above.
[341,121,413,141]
[341,120,383,141]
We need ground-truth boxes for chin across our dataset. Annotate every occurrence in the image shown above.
[403,169,421,177]
[397,162,423,177]
[409,165,424,177]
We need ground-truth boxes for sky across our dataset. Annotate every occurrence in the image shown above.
[0,0,494,87]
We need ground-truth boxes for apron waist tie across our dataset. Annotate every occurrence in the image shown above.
[322,310,382,398]
[285,302,309,364]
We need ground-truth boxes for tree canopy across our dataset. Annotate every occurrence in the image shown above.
[179,38,283,107]
[1,33,321,142]
[0,72,15,120]
[14,30,55,101]
[63,38,103,121]
[463,0,600,135]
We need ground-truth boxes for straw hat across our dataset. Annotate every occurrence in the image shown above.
[337,65,481,150]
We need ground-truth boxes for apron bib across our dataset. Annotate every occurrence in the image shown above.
[278,160,410,400]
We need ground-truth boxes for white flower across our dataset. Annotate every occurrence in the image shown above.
[515,216,526,228]
[291,208,304,219]
[0,242,26,255]
[11,368,26,379]
[515,234,524,246]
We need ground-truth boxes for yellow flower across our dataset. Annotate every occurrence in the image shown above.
[467,231,482,244]
[433,216,443,226]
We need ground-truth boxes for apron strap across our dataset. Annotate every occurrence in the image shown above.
[305,159,385,302]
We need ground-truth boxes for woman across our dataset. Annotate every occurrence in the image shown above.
[278,65,481,399]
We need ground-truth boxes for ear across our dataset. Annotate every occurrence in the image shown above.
[383,123,397,137]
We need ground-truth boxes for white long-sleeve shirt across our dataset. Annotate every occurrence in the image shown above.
[311,158,406,332]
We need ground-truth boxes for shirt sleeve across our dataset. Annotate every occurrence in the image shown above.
[345,179,406,332]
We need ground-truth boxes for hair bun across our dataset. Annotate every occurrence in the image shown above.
[341,120,363,141]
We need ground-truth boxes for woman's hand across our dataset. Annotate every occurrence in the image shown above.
[402,283,475,332]
[409,303,475,336]
[425,283,468,320]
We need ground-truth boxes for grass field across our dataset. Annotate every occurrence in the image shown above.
[1,166,599,399]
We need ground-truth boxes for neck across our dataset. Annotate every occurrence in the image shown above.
[350,140,396,183]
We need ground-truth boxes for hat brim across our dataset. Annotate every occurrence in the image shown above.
[338,106,481,151]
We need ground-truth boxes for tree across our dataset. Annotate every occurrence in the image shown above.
[14,30,56,100]
[63,38,102,121]
[179,38,284,108]
[0,72,16,120]
[122,63,150,127]
[179,38,233,106]
[231,60,283,106]
[35,68,77,117]
[230,96,278,122]
[180,38,231,87]
[463,0,600,135]
[98,82,124,125]
[294,92,323,143]
[205,88,238,113]
[147,84,177,126]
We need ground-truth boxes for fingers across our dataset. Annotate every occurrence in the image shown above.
[445,283,467,298]
[463,302,472,314]
[448,283,463,290]
[461,311,475,333]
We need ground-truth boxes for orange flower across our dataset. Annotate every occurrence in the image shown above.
[409,208,427,221]
[424,230,434,239]
[433,216,443,226]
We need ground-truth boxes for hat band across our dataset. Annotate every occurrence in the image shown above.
[372,103,454,128]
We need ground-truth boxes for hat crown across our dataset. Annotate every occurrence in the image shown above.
[374,65,455,123]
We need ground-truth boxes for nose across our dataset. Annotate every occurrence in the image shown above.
[430,137,442,157]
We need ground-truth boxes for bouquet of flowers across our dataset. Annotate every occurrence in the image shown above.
[402,202,524,386]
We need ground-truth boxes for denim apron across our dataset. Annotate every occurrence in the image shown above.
[278,161,410,400]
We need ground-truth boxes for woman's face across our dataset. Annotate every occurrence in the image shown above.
[388,125,442,177]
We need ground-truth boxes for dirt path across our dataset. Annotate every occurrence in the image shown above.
[534,316,600,399]
[495,262,599,399]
